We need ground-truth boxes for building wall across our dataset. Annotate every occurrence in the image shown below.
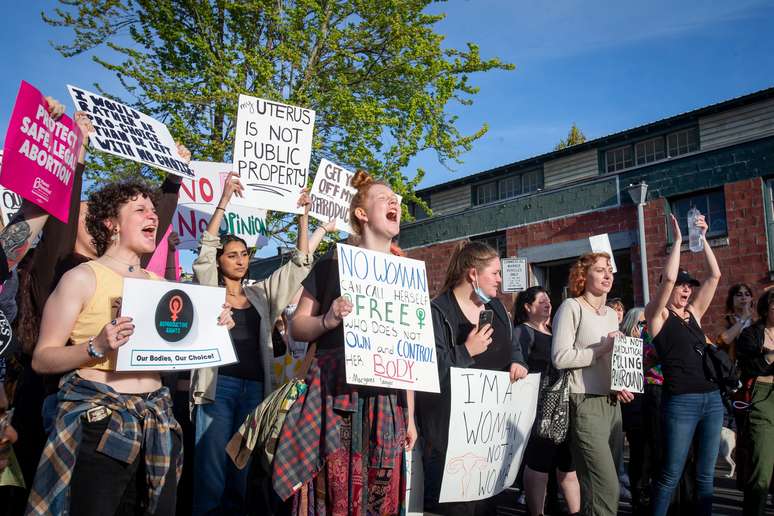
[543,148,599,188]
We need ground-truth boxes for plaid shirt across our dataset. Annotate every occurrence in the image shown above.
[272,348,406,501]
[26,374,182,516]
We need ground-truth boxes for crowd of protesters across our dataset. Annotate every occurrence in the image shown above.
[0,94,773,516]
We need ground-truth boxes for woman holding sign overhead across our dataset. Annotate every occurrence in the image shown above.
[190,172,331,516]
[551,251,633,516]
[272,170,417,516]
[29,179,235,516]
[415,240,529,516]
[646,214,723,516]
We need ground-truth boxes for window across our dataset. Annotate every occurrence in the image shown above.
[670,190,727,240]
[498,176,522,199]
[522,169,543,194]
[476,181,498,205]
[606,146,634,173]
[667,128,699,157]
[635,137,665,165]
[471,232,507,258]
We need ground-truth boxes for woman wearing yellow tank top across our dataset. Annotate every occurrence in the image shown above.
[27,179,235,516]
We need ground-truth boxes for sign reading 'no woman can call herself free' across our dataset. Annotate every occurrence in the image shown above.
[232,94,315,215]
[336,243,439,393]
[439,369,540,503]
[116,278,236,371]
[67,85,194,178]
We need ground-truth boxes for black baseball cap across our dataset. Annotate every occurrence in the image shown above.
[676,269,700,287]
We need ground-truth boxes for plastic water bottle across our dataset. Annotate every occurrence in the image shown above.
[687,207,704,252]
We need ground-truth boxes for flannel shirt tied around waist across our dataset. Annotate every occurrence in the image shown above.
[272,347,407,501]
[26,373,182,516]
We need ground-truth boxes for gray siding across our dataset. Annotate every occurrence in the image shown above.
[700,98,774,151]
[543,149,598,187]
[429,185,471,215]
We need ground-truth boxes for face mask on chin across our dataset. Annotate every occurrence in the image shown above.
[473,278,492,304]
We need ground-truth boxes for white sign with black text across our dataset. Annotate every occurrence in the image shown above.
[610,335,644,393]
[501,257,528,293]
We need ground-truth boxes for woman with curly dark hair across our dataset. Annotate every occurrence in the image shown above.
[27,179,235,516]
[551,251,633,516]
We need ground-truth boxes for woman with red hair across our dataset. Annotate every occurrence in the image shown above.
[551,251,633,516]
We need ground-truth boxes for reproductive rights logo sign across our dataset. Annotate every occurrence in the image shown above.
[154,289,194,342]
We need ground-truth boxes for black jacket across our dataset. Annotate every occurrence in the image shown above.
[737,323,774,377]
[415,290,527,452]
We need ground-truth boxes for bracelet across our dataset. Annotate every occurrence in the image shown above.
[215,206,226,212]
[86,337,105,359]
[321,314,330,331]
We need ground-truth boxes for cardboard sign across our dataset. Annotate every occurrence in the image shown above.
[405,448,425,516]
[173,161,269,250]
[439,369,540,503]
[0,152,22,226]
[232,95,315,214]
[501,257,528,293]
[610,335,644,393]
[309,159,357,233]
[0,81,83,222]
[67,85,194,178]
[589,233,617,273]
[337,243,439,393]
[116,278,236,371]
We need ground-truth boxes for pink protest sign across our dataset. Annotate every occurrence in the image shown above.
[146,226,181,281]
[0,81,83,222]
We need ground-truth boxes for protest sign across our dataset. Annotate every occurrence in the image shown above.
[405,448,424,516]
[173,161,268,250]
[67,85,194,178]
[337,243,439,393]
[0,152,22,226]
[145,226,181,281]
[232,95,315,214]
[309,159,357,233]
[0,81,82,222]
[439,369,540,503]
[116,278,236,371]
[610,335,644,393]
[589,233,617,273]
[501,257,528,293]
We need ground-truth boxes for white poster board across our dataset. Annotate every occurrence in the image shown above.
[0,152,22,225]
[308,159,357,234]
[610,335,644,393]
[404,447,424,516]
[337,243,439,393]
[501,257,528,293]
[589,233,617,273]
[173,161,269,250]
[67,85,194,178]
[439,369,540,503]
[232,95,315,214]
[116,278,236,371]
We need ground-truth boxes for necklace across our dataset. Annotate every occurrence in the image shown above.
[102,254,140,273]
[581,294,606,316]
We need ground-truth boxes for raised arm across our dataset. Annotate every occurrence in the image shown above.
[205,172,243,237]
[308,220,336,255]
[645,214,682,336]
[688,215,721,321]
[165,231,180,281]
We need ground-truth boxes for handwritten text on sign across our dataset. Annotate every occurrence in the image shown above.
[0,152,22,225]
[173,161,268,250]
[68,85,194,178]
[610,335,644,393]
[309,159,357,234]
[232,95,315,214]
[439,369,540,503]
[337,243,439,393]
[0,81,82,222]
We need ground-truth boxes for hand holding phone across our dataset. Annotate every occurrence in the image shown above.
[478,309,494,329]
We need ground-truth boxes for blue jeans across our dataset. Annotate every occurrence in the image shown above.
[651,390,724,516]
[193,375,263,516]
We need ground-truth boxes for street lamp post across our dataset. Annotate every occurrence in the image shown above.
[626,182,650,305]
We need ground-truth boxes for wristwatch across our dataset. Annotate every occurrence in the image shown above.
[87,337,105,359]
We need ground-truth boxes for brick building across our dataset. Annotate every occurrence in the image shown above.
[400,87,774,339]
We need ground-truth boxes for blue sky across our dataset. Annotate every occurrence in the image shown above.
[1,1,773,268]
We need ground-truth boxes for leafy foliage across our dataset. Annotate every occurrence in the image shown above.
[554,122,587,151]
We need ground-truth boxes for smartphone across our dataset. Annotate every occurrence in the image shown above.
[478,309,494,329]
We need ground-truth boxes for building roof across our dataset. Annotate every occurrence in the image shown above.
[416,86,774,196]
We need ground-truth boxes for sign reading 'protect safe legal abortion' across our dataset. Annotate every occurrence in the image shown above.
[116,279,237,371]
[337,243,439,393]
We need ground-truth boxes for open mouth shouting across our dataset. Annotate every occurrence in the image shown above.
[386,206,399,224]
[141,223,157,242]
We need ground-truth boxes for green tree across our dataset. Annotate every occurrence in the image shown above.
[43,0,513,237]
[554,122,587,150]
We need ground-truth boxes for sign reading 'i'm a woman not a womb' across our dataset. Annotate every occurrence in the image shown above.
[336,243,439,393]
